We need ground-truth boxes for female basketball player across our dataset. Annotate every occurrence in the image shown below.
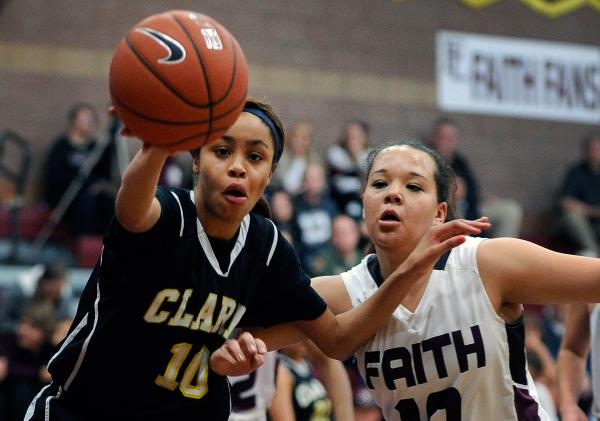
[229,344,354,421]
[269,341,334,421]
[26,102,487,421]
[215,140,600,421]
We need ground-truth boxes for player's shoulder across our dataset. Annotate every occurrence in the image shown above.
[446,235,487,269]
[156,187,195,213]
[246,213,294,262]
[248,212,278,239]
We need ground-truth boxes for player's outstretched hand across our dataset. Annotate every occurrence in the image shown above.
[397,217,491,280]
[107,106,133,137]
[210,332,267,376]
[108,106,178,155]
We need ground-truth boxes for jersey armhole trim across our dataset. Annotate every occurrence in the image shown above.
[170,191,185,237]
[47,313,89,369]
[266,219,278,267]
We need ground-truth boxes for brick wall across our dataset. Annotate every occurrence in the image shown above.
[0,0,598,236]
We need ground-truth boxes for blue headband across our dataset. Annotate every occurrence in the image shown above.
[243,104,283,163]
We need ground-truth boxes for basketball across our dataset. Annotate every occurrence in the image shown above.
[109,10,248,151]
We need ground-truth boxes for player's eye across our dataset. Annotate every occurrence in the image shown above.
[214,147,231,157]
[407,183,423,192]
[371,179,388,189]
[247,152,263,162]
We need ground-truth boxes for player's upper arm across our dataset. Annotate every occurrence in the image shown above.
[311,275,352,315]
[477,238,600,307]
[116,196,162,233]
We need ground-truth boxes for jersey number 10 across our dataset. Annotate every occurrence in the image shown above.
[155,342,211,399]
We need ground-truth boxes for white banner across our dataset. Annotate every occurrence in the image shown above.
[436,31,600,124]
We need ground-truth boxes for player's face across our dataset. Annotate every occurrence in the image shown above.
[193,112,274,236]
[362,146,447,252]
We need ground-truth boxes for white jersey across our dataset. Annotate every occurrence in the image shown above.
[228,351,278,421]
[342,236,549,421]
[590,304,600,417]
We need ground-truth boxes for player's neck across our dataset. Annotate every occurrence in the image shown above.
[199,214,241,240]
[375,241,416,279]
[377,252,408,281]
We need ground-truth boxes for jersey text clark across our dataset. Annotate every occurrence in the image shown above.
[144,288,246,338]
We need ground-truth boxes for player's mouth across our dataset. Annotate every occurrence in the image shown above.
[223,183,248,205]
[379,209,401,228]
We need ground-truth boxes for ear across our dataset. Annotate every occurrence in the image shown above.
[192,157,200,174]
[433,202,448,226]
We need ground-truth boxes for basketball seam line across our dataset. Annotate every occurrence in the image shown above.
[109,94,244,146]
[172,13,238,106]
[109,91,246,125]
[172,12,213,144]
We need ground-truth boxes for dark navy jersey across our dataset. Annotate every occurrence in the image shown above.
[278,354,332,421]
[27,187,326,421]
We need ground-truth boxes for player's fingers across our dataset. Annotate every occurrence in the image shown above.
[211,347,237,366]
[462,218,491,231]
[251,353,265,370]
[224,338,246,362]
[209,347,238,375]
[434,235,466,254]
[106,107,133,136]
[219,342,240,364]
[436,219,489,239]
[255,338,267,355]
[238,332,258,357]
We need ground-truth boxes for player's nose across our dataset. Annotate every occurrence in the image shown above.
[227,154,246,178]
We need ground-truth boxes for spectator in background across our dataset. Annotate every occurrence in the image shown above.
[559,130,600,257]
[269,341,333,421]
[430,117,523,238]
[0,304,56,421]
[269,189,298,246]
[274,121,321,196]
[43,102,117,236]
[293,164,339,270]
[158,157,186,189]
[1,261,77,334]
[538,304,567,360]
[326,119,371,220]
[309,215,362,277]
[557,303,598,421]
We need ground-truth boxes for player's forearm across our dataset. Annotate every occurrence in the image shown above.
[248,324,305,352]
[116,146,169,229]
[557,349,586,410]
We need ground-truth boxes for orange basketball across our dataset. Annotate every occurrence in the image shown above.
[109,10,248,151]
